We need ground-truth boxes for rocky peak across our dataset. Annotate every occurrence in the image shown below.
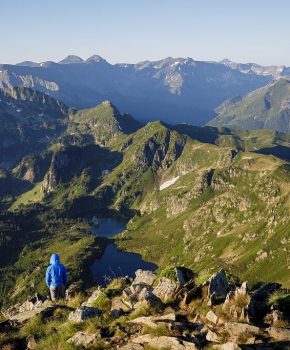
[85,55,107,64]
[58,55,84,64]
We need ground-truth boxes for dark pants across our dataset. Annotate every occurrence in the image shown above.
[49,285,65,301]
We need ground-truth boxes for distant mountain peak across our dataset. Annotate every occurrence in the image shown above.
[59,55,84,64]
[85,55,106,63]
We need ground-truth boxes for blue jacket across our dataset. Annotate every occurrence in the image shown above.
[46,254,67,287]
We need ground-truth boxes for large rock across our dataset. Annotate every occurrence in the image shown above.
[65,283,82,301]
[208,269,228,305]
[129,313,177,328]
[123,284,164,310]
[68,306,101,322]
[9,306,56,324]
[175,268,186,285]
[224,322,260,336]
[26,335,37,350]
[213,342,241,350]
[120,345,143,350]
[83,288,103,307]
[206,310,220,325]
[266,327,290,341]
[248,283,281,322]
[3,294,49,318]
[206,330,220,343]
[132,334,198,349]
[67,331,101,346]
[133,269,157,286]
[111,297,131,312]
[153,277,180,302]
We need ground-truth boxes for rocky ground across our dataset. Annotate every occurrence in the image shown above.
[1,268,290,349]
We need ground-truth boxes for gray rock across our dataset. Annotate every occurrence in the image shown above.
[206,310,220,325]
[65,283,82,301]
[224,322,260,336]
[83,287,103,307]
[213,342,241,350]
[248,283,281,322]
[129,313,176,328]
[9,305,56,324]
[67,331,101,346]
[175,268,186,285]
[119,345,143,350]
[208,269,228,305]
[110,309,125,319]
[206,330,220,343]
[132,334,198,349]
[266,327,290,341]
[26,335,37,350]
[133,269,157,286]
[153,277,180,302]
[68,306,101,322]
[111,297,131,312]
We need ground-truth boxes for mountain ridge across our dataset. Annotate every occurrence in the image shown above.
[0,55,275,125]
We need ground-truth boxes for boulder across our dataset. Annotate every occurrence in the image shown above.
[119,345,144,350]
[9,306,56,324]
[26,335,37,350]
[110,308,125,319]
[206,330,220,343]
[124,284,164,310]
[83,288,103,307]
[266,327,290,341]
[248,283,281,322]
[18,294,49,313]
[207,269,228,305]
[153,277,180,302]
[224,322,260,336]
[133,269,157,286]
[213,342,241,350]
[206,310,220,325]
[129,313,177,328]
[67,331,101,346]
[111,297,131,312]
[132,334,198,349]
[65,283,82,300]
[235,282,248,298]
[68,306,101,322]
[175,268,186,285]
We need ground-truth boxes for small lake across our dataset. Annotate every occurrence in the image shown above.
[90,218,157,285]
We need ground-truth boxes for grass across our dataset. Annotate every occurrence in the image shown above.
[142,323,171,337]
[269,290,290,306]
[67,292,87,308]
[10,182,43,210]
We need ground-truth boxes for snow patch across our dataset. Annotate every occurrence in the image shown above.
[159,176,180,191]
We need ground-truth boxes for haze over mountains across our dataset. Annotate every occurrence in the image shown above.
[1,54,285,125]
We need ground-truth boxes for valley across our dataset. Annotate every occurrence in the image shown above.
[0,94,290,315]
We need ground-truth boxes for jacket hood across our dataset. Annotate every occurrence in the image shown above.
[50,253,60,265]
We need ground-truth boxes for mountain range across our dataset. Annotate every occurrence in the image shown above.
[208,78,290,133]
[0,55,280,125]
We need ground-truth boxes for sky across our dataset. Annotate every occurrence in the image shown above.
[1,0,290,66]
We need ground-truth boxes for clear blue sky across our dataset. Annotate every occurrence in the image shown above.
[1,0,290,66]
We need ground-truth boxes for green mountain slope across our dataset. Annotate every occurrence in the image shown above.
[63,100,143,146]
[208,79,290,133]
[1,102,290,308]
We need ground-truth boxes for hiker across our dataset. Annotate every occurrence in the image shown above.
[46,253,67,301]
